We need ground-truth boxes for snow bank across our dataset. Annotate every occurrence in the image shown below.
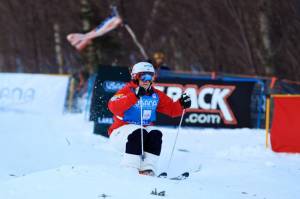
[0,108,300,198]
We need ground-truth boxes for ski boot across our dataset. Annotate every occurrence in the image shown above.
[139,169,155,176]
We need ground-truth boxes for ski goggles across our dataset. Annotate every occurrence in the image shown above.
[136,72,155,82]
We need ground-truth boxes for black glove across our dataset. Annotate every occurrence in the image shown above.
[135,86,147,98]
[180,93,191,109]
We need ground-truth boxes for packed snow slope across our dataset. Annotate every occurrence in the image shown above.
[0,112,300,199]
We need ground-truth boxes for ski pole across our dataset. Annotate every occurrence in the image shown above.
[140,97,145,160]
[167,109,186,170]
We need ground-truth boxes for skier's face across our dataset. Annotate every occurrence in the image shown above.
[137,72,154,89]
[139,79,152,89]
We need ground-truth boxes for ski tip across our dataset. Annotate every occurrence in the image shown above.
[158,171,190,180]
[169,172,190,180]
[182,172,189,177]
[157,172,167,178]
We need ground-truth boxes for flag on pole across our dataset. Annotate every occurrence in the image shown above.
[67,8,122,51]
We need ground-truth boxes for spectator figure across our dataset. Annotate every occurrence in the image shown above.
[72,69,90,112]
[77,70,90,94]
[152,52,171,71]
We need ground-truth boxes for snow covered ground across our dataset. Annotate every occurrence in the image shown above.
[0,112,300,199]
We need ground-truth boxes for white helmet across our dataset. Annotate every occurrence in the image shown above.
[131,62,155,80]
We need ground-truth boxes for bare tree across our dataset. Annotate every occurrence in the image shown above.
[1,0,300,80]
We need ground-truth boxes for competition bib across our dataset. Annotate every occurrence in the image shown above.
[123,93,159,125]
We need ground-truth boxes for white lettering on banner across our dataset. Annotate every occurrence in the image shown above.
[0,87,35,105]
[166,86,183,101]
[0,73,69,115]
[98,117,113,124]
[103,81,126,92]
[154,83,237,125]
[185,113,221,124]
[153,85,164,92]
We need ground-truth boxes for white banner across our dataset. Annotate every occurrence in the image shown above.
[0,73,69,115]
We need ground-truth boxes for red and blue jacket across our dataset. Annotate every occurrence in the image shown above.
[108,81,183,136]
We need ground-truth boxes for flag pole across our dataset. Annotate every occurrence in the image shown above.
[123,24,149,59]
[265,96,271,148]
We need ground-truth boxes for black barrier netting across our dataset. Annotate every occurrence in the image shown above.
[263,79,300,129]
[273,81,300,94]
[250,81,266,129]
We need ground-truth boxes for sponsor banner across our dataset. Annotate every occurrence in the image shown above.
[154,80,254,128]
[0,73,69,115]
[90,67,255,130]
